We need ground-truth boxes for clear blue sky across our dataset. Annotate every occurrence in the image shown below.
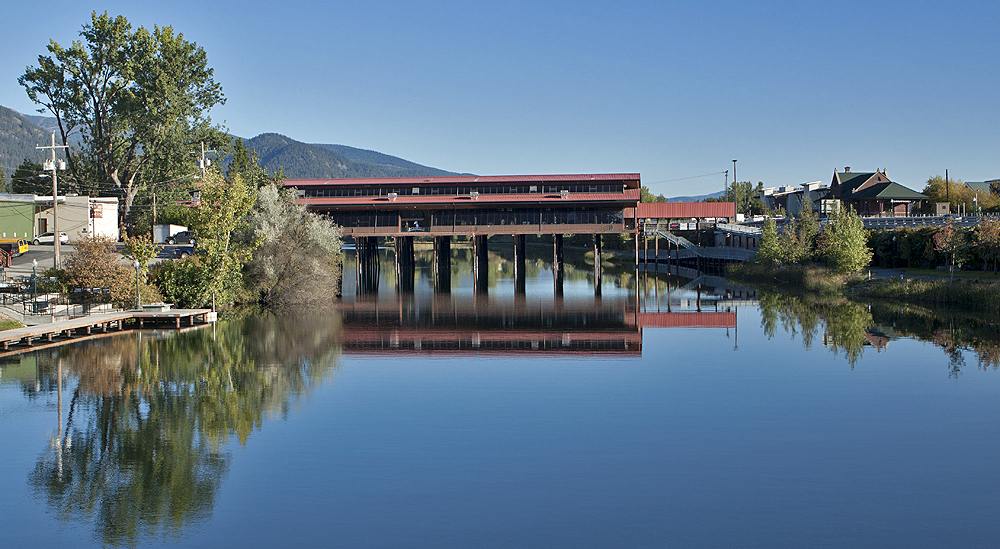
[2,1,997,197]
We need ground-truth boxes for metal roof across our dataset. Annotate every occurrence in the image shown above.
[301,189,641,208]
[285,173,641,187]
[628,202,736,219]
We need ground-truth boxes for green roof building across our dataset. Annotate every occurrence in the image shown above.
[828,167,927,217]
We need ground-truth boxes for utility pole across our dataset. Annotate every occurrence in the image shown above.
[37,133,68,268]
[199,141,216,179]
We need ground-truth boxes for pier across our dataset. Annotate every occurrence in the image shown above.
[0,309,216,353]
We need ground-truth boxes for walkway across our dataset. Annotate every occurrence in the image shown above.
[0,309,216,352]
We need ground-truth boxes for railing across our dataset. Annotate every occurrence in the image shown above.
[642,227,698,250]
[345,223,629,236]
[715,222,762,236]
[0,280,125,324]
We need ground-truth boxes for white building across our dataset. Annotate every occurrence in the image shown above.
[0,193,119,242]
[759,181,829,217]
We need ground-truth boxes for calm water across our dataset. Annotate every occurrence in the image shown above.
[2,245,1000,548]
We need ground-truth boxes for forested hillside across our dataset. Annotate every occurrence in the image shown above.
[0,105,56,183]
[313,143,462,177]
[1,107,464,182]
[241,133,461,179]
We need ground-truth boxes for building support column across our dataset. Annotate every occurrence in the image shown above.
[634,232,639,267]
[593,234,602,296]
[666,239,671,275]
[553,234,564,296]
[394,236,415,293]
[643,233,649,270]
[473,234,489,294]
[433,236,451,293]
[653,232,659,268]
[513,234,526,295]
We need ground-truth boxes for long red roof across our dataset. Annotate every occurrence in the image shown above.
[302,189,640,208]
[628,202,736,219]
[285,173,641,187]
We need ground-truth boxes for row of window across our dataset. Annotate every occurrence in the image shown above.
[302,184,625,198]
[327,208,623,228]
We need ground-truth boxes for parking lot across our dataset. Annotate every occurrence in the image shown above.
[3,243,196,278]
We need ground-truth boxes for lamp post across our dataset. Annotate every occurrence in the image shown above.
[31,259,37,314]
[732,159,738,214]
[133,259,141,310]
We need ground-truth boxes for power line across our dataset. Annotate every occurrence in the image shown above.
[644,171,727,185]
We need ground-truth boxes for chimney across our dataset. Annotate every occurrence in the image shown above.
[845,166,851,173]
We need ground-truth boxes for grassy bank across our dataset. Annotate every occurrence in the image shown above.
[848,277,1000,312]
[728,262,1000,313]
[0,315,22,331]
[726,264,865,295]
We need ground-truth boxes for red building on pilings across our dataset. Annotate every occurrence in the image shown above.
[284,174,643,295]
[285,173,642,237]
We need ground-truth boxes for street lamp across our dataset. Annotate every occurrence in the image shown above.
[31,258,37,314]
[133,258,141,310]
[732,159,738,214]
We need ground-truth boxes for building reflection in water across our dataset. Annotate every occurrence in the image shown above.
[336,283,744,357]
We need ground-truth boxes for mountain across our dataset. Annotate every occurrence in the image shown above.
[241,133,463,179]
[0,105,57,181]
[312,143,465,177]
[22,113,61,134]
[0,107,465,181]
[666,191,726,202]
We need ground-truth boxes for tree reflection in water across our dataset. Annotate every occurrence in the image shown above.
[758,291,1000,373]
[27,312,342,546]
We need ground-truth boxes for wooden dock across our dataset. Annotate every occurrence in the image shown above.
[0,309,217,351]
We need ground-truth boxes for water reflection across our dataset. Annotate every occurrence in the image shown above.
[757,291,1000,374]
[23,313,342,546]
[338,270,749,356]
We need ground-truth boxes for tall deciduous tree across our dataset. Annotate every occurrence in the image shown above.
[19,11,227,226]
[975,217,1000,273]
[639,186,666,203]
[725,181,767,216]
[239,184,343,307]
[823,209,872,273]
[921,175,998,214]
[933,221,969,279]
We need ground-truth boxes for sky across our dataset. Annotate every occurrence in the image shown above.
[1,1,997,198]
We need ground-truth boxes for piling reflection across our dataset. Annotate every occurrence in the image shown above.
[339,294,644,354]
[25,313,343,546]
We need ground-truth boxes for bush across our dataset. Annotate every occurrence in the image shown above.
[62,236,161,307]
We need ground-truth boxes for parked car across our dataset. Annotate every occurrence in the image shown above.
[172,247,205,259]
[0,239,29,256]
[166,231,197,245]
[32,232,69,245]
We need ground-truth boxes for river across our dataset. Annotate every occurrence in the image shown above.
[1,243,999,547]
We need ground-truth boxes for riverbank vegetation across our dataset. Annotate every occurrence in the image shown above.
[732,207,1000,313]
[758,289,1000,371]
